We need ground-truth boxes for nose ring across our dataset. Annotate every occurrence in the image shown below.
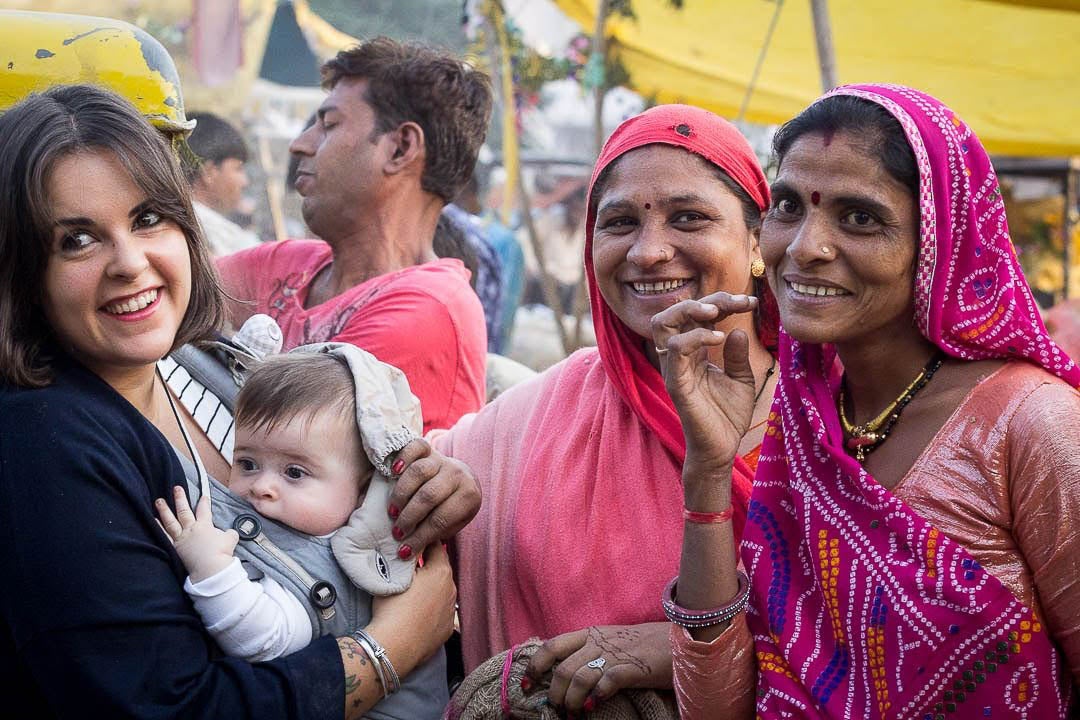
[820,246,831,255]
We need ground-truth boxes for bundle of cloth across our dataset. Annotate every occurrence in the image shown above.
[445,639,677,720]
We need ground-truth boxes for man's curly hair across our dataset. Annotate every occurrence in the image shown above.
[322,38,493,203]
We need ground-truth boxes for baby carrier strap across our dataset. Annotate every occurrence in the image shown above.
[208,477,370,638]
[169,337,246,412]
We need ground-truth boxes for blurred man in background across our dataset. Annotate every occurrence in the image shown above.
[217,38,493,432]
[185,111,261,255]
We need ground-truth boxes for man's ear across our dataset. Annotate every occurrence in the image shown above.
[384,122,425,175]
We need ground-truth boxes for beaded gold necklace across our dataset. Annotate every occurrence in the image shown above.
[839,351,946,462]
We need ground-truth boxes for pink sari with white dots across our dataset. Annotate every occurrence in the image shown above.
[744,84,1079,719]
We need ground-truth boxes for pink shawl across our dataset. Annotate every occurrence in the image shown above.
[745,84,1079,718]
[441,105,776,671]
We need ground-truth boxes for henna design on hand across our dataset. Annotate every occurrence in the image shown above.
[586,626,652,676]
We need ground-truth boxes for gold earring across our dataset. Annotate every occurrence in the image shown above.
[750,258,766,278]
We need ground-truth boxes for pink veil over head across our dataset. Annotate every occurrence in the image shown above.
[744,84,1077,718]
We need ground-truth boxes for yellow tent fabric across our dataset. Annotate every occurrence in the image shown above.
[985,0,1080,10]
[554,0,1080,156]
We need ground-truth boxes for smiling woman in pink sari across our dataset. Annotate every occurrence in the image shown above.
[654,85,1080,718]
[434,104,780,713]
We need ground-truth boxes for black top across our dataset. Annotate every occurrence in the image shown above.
[0,353,343,719]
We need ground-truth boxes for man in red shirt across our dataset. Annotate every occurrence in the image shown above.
[218,38,493,432]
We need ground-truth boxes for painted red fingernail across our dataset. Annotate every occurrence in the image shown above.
[397,544,413,560]
[416,554,424,568]
[520,676,532,691]
[583,696,596,712]
[392,526,404,541]
[388,504,400,519]
[391,459,405,475]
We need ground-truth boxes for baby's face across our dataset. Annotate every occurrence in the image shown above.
[230,407,371,536]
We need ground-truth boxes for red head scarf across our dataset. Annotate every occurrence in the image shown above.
[584,104,778,524]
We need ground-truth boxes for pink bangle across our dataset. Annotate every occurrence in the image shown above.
[662,571,750,628]
[683,506,733,524]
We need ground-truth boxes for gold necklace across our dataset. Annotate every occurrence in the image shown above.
[839,351,945,462]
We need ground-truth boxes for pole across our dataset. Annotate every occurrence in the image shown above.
[488,1,519,226]
[484,0,572,355]
[737,0,784,123]
[572,0,612,350]
[257,134,287,242]
[1065,157,1078,299]
[592,0,611,158]
[809,0,838,91]
[517,180,573,354]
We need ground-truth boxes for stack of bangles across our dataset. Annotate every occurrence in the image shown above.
[662,570,751,629]
[351,629,401,697]
[663,504,750,628]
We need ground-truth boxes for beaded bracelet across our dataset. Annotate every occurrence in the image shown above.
[662,570,750,628]
[351,629,401,697]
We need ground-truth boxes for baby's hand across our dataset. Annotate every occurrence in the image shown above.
[155,486,239,583]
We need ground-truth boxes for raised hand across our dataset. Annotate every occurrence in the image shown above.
[155,486,238,583]
[650,292,759,477]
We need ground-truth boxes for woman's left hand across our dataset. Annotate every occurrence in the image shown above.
[386,439,480,556]
[525,622,672,713]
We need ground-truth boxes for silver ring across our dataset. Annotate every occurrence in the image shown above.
[587,657,606,671]
[654,346,669,357]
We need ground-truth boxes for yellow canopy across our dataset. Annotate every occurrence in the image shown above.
[554,0,1080,156]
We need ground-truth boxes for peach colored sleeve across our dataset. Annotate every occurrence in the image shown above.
[671,615,756,719]
[1007,380,1080,685]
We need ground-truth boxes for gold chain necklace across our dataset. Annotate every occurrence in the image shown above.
[839,351,945,462]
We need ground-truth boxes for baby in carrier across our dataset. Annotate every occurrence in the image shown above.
[156,343,448,719]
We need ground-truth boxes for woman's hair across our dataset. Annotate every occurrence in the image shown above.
[771,94,918,197]
[235,353,357,436]
[589,147,778,349]
[0,84,226,388]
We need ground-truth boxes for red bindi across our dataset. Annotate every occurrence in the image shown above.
[810,191,821,206]
[644,202,651,209]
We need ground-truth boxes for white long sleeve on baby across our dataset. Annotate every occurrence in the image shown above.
[184,557,313,662]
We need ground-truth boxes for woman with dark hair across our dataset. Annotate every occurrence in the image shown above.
[0,84,478,719]
[436,104,780,714]
[655,85,1080,718]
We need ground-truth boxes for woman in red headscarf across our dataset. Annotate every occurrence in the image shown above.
[432,105,779,712]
